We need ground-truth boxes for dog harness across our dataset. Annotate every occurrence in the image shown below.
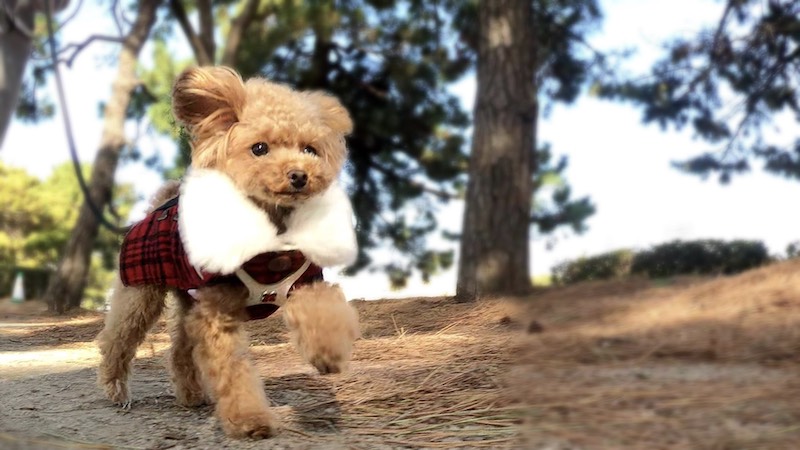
[119,197,324,320]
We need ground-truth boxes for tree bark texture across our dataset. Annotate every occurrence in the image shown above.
[456,0,535,300]
[43,0,161,313]
[0,0,71,149]
[0,0,36,149]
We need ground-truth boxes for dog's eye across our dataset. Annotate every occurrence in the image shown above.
[251,142,269,156]
[303,145,318,156]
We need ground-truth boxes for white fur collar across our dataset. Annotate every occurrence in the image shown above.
[178,168,358,274]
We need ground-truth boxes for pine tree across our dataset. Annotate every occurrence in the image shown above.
[456,0,602,299]
[599,0,800,182]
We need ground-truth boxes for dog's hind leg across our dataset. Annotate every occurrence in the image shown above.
[185,285,278,439]
[168,290,206,407]
[97,276,165,407]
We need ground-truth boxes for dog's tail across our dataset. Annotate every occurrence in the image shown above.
[147,180,181,213]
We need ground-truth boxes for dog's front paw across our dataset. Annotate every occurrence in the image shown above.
[172,370,208,407]
[309,353,346,375]
[101,378,131,408]
[174,387,207,408]
[222,410,280,439]
[283,283,360,375]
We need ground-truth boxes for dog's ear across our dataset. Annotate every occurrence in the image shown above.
[172,66,246,137]
[305,91,353,135]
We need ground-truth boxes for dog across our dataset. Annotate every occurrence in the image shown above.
[96,66,360,439]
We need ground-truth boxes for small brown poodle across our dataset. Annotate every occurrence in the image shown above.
[96,66,360,439]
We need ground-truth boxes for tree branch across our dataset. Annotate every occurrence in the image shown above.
[55,0,85,34]
[169,0,213,65]
[55,34,126,67]
[197,0,215,60]
[110,0,123,36]
[370,161,458,200]
[710,0,734,61]
[117,0,134,26]
[678,0,734,97]
[221,0,260,67]
[1,1,35,38]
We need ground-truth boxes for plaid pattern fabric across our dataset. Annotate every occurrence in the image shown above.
[119,199,205,290]
[120,196,324,320]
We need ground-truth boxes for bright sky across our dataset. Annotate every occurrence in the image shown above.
[2,0,799,300]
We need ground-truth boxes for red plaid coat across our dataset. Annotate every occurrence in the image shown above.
[119,197,323,320]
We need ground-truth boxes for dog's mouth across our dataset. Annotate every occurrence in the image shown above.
[249,191,309,209]
[275,185,319,198]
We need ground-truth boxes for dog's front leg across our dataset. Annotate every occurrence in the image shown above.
[283,281,360,374]
[184,286,278,439]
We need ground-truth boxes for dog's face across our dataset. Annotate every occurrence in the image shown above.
[172,66,352,207]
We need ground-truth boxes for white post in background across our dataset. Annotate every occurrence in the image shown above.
[11,271,25,304]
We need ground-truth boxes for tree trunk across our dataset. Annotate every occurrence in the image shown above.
[43,0,161,313]
[172,0,258,68]
[220,0,259,67]
[0,0,35,149]
[0,0,70,149]
[456,0,536,300]
[0,0,35,148]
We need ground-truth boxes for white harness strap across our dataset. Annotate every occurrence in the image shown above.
[235,259,312,307]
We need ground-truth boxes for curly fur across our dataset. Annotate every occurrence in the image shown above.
[97,66,361,439]
[282,281,361,374]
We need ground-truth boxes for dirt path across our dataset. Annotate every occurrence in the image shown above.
[3,263,800,450]
[0,299,523,450]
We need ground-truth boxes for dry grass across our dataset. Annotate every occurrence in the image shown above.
[246,296,526,448]
[520,259,800,364]
[511,259,800,449]
[4,260,800,448]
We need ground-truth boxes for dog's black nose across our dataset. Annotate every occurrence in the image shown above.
[288,170,308,189]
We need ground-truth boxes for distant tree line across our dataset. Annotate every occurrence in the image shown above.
[551,239,775,285]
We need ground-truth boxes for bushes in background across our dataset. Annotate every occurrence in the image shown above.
[631,239,770,277]
[552,239,771,285]
[551,249,633,285]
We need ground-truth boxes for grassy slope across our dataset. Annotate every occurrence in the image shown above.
[2,260,800,448]
[514,258,800,449]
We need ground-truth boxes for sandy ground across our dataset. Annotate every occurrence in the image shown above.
[0,297,523,450]
[2,261,800,449]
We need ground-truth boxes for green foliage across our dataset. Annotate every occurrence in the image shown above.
[552,239,772,286]
[532,145,596,234]
[631,239,771,278]
[140,40,192,138]
[0,162,134,305]
[551,249,633,285]
[15,68,55,123]
[531,0,604,107]
[598,0,800,183]
[0,164,54,266]
[787,241,800,259]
